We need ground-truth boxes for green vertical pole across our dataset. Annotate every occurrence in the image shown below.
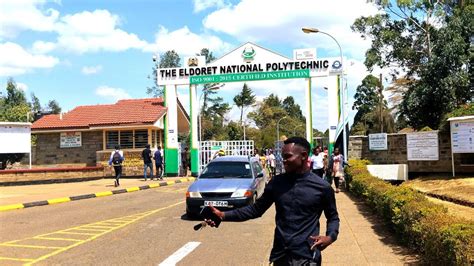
[190,85,199,176]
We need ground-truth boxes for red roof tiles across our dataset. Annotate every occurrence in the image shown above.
[32,98,167,131]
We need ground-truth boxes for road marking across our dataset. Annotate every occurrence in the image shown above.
[95,191,113,197]
[0,201,184,265]
[0,243,62,249]
[126,187,140,192]
[0,203,24,211]
[47,197,71,204]
[158,242,201,266]
[0,257,34,262]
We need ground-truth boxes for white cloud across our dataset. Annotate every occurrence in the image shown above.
[193,0,226,13]
[0,0,59,39]
[82,65,103,75]
[0,42,59,76]
[145,25,233,58]
[203,0,380,60]
[95,85,130,101]
[55,10,147,54]
[31,41,56,54]
[16,82,28,91]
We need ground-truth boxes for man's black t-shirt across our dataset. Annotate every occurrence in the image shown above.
[142,148,152,164]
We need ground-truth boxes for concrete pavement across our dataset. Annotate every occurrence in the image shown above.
[0,177,418,264]
[0,176,195,211]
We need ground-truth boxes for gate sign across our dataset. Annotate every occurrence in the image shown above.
[450,121,474,153]
[407,131,439,161]
[369,133,388,151]
[60,132,82,148]
[0,123,31,154]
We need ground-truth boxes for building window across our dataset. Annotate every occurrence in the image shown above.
[135,130,148,148]
[120,131,133,149]
[106,131,118,149]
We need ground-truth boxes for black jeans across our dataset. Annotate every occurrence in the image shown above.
[272,254,321,266]
[312,168,324,178]
[155,164,163,178]
[113,165,122,185]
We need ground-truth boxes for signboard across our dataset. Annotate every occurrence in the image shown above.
[190,69,309,84]
[407,131,439,161]
[0,123,31,154]
[451,121,474,153]
[60,132,82,148]
[293,48,317,60]
[369,133,388,151]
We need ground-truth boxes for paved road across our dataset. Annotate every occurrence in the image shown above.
[0,183,276,265]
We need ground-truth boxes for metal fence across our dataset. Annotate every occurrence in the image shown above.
[198,140,254,173]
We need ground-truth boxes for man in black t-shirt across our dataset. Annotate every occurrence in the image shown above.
[142,144,153,181]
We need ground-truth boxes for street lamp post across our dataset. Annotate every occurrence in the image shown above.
[302,27,348,162]
[276,116,289,143]
[293,124,304,136]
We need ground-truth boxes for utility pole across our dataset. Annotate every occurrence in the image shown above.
[379,73,384,133]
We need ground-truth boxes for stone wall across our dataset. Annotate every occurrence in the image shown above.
[97,150,153,177]
[349,132,473,173]
[34,131,103,166]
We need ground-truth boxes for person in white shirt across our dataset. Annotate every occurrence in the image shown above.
[108,145,124,187]
[310,147,324,178]
[268,150,276,178]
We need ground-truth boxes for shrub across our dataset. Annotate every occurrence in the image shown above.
[346,159,474,265]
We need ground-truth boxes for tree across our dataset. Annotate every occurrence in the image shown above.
[147,50,181,97]
[0,78,31,122]
[352,1,473,129]
[233,83,256,124]
[47,100,61,114]
[282,96,304,122]
[351,75,379,131]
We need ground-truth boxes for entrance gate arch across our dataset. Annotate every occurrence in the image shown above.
[157,42,345,177]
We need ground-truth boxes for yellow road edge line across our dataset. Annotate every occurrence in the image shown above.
[68,228,107,232]
[23,201,185,266]
[95,191,113,197]
[0,203,24,212]
[179,178,188,182]
[0,243,62,249]
[57,231,96,236]
[0,256,34,262]
[47,197,71,205]
[81,225,114,229]
[34,237,82,242]
[126,187,140,192]
[149,183,159,188]
[166,181,175,185]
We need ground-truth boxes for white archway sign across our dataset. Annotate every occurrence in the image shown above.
[157,42,344,177]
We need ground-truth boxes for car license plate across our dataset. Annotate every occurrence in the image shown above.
[204,201,228,207]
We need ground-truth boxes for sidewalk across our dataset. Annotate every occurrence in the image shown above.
[0,176,194,211]
[322,191,419,265]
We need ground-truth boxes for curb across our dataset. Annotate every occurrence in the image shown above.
[0,177,196,212]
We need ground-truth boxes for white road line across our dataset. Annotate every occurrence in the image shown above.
[158,241,201,266]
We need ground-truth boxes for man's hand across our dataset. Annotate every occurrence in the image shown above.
[309,235,333,251]
[204,206,224,227]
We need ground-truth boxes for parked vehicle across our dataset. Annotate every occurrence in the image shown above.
[185,156,266,218]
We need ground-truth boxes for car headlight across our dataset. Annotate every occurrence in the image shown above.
[186,191,202,198]
[231,190,252,198]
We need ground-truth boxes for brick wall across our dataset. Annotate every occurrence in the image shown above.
[349,132,473,173]
[34,131,103,166]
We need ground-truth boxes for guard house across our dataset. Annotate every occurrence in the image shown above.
[31,98,189,175]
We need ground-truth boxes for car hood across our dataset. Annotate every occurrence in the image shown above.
[188,178,254,193]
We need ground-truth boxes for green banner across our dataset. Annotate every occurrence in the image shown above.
[190,69,310,84]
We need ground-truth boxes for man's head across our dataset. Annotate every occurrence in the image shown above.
[115,145,120,150]
[334,147,340,155]
[157,146,161,150]
[282,137,311,174]
[146,144,151,149]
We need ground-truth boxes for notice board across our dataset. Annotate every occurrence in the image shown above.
[407,131,439,161]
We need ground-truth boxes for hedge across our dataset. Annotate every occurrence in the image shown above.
[345,159,474,265]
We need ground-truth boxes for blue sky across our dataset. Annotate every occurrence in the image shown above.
[0,0,387,131]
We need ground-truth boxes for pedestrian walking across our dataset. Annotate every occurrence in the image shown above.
[204,137,340,265]
[328,147,346,193]
[142,144,153,181]
[154,146,163,180]
[310,147,325,178]
[181,147,190,177]
[268,149,276,179]
[108,145,124,187]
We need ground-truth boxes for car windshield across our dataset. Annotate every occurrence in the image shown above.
[200,161,252,179]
